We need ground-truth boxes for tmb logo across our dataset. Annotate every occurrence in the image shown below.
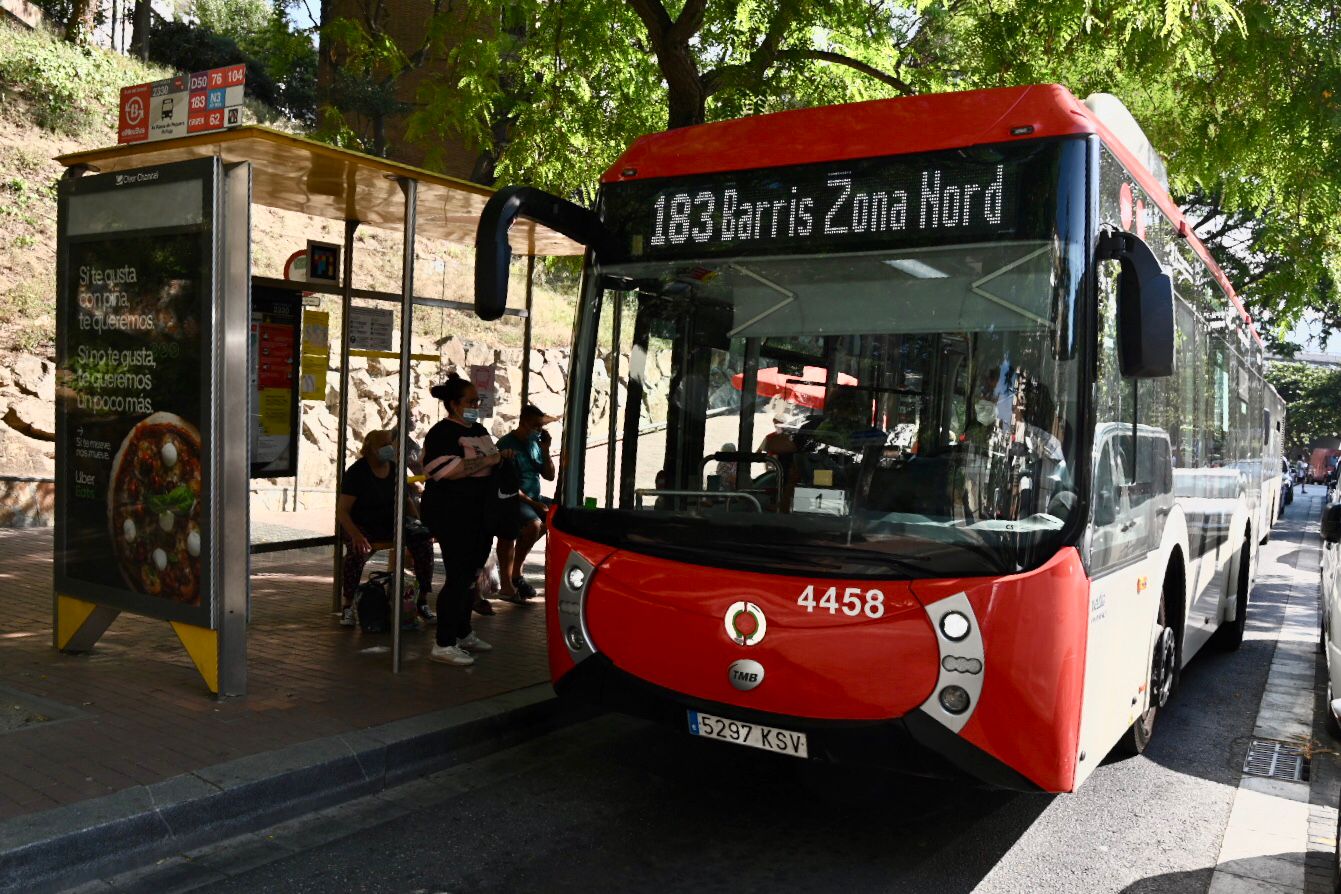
[728,659,765,691]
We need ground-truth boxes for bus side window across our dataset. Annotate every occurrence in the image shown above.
[1094,443,1118,526]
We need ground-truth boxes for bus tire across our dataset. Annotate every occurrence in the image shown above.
[1116,584,1178,757]
[1212,537,1252,652]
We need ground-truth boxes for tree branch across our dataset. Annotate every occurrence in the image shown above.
[668,0,707,43]
[626,0,673,39]
[783,49,915,95]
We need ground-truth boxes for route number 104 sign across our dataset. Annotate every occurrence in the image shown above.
[118,64,246,145]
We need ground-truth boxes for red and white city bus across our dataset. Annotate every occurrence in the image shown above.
[475,84,1283,793]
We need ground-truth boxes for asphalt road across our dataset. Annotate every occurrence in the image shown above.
[114,491,1322,894]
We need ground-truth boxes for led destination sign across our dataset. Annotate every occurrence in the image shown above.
[602,142,1064,263]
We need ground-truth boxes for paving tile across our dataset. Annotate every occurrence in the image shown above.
[0,528,550,823]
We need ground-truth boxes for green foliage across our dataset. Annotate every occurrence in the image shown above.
[183,1,318,125]
[921,0,1341,350]
[2,279,54,354]
[149,20,278,101]
[0,23,170,136]
[381,0,1341,349]
[189,0,273,39]
[1267,362,1341,453]
[147,18,315,124]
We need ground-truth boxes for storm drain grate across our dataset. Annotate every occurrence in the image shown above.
[1243,738,1310,782]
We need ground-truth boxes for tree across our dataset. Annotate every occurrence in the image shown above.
[129,0,151,61]
[1267,362,1341,454]
[319,0,471,156]
[384,0,1341,347]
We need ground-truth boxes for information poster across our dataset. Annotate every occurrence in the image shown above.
[470,365,496,419]
[299,310,329,400]
[347,305,394,352]
[55,159,217,627]
[250,285,300,478]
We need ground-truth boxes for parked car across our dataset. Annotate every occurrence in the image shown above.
[1318,495,1341,736]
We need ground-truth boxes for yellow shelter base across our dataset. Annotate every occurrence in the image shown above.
[171,622,220,695]
[55,594,119,653]
[54,594,221,695]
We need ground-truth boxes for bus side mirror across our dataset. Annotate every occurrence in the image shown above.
[1098,228,1174,378]
[1323,503,1341,544]
[475,186,612,321]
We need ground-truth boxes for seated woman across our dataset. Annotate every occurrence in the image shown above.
[336,430,436,627]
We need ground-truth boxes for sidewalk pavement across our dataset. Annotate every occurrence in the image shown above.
[1210,489,1341,894]
[0,527,561,892]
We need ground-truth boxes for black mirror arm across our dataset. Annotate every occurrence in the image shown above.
[1097,227,1163,285]
[475,186,614,321]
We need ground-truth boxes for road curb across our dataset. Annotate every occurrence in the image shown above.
[0,683,580,894]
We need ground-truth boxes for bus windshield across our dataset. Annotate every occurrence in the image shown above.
[560,139,1087,578]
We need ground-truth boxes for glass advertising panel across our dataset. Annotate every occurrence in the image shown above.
[55,158,217,627]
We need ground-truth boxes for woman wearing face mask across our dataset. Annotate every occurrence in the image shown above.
[335,429,437,627]
[421,372,515,666]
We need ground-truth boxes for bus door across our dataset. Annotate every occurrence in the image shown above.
[1090,430,1146,570]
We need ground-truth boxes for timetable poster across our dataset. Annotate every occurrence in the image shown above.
[250,285,301,478]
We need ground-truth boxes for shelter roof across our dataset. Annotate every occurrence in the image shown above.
[57,126,582,257]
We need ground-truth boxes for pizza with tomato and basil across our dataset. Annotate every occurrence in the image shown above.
[107,412,204,604]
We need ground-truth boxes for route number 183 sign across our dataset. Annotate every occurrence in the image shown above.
[118,64,246,145]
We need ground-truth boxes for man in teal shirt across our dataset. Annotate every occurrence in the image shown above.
[495,404,555,600]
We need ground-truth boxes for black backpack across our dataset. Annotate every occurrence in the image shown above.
[356,572,392,633]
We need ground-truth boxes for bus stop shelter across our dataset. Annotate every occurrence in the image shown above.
[52,126,581,695]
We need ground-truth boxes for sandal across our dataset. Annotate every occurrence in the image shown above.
[473,595,495,616]
[514,577,538,600]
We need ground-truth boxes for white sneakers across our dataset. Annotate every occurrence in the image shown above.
[458,632,493,652]
[430,644,475,666]
[429,632,493,666]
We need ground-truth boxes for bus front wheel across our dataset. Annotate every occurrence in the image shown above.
[1117,590,1178,756]
[1212,537,1252,652]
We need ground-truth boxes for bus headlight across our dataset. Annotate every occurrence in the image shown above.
[940,610,970,641]
[918,592,983,734]
[938,685,971,714]
[566,566,587,591]
[566,626,587,651]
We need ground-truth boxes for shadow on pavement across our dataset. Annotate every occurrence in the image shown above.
[1120,852,1316,893]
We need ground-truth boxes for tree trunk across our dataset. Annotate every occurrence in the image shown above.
[130,0,151,61]
[64,0,96,43]
[372,113,387,157]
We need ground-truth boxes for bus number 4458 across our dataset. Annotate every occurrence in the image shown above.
[797,585,885,619]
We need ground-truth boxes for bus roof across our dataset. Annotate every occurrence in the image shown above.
[604,84,1259,345]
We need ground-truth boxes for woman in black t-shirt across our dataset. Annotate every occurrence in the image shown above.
[335,430,436,627]
[421,373,514,667]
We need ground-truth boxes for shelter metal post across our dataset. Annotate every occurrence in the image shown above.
[605,295,622,507]
[390,178,417,673]
[521,254,535,404]
[332,219,359,612]
[217,161,252,696]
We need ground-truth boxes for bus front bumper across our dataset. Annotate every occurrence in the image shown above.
[556,653,1042,792]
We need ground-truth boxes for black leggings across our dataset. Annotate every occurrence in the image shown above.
[430,521,493,646]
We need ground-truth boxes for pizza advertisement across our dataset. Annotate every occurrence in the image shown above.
[55,160,216,627]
